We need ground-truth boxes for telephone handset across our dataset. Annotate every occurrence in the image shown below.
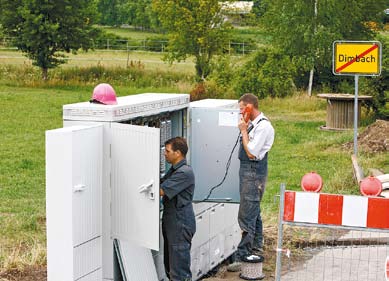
[242,104,253,123]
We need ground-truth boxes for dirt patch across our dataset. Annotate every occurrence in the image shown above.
[203,226,279,281]
[0,266,46,281]
[343,119,389,153]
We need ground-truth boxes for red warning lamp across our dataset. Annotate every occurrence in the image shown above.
[301,172,323,192]
[359,176,382,197]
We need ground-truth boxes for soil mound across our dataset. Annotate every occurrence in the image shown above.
[344,119,389,153]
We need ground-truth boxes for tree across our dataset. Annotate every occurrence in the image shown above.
[152,0,231,81]
[118,0,160,30]
[252,0,267,18]
[260,0,387,91]
[97,0,121,26]
[0,0,101,80]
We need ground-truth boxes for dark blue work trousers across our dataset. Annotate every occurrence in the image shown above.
[162,209,195,281]
[236,154,268,260]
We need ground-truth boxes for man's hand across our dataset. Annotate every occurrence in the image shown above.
[238,117,248,133]
[239,117,256,160]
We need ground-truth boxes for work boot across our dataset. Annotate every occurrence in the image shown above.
[252,247,264,256]
[227,261,242,272]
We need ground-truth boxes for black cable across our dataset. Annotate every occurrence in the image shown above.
[201,132,241,202]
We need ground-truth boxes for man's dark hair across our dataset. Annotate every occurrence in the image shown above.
[239,93,258,109]
[165,137,188,157]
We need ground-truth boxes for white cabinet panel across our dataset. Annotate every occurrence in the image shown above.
[78,268,102,281]
[190,107,240,202]
[224,224,238,258]
[73,237,102,280]
[232,223,242,248]
[46,125,103,281]
[192,210,210,249]
[210,203,225,237]
[210,234,225,267]
[110,123,160,251]
[223,203,239,228]
[114,240,159,281]
[191,242,211,280]
[72,131,103,246]
[198,242,210,279]
[153,222,168,281]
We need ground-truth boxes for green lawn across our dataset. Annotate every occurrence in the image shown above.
[229,26,272,44]
[102,26,161,40]
[101,25,271,44]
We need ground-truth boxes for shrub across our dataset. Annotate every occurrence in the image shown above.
[359,35,389,120]
[235,48,296,98]
[189,82,207,101]
[0,63,195,89]
[189,80,237,101]
[91,30,128,50]
[144,35,168,52]
[225,35,257,55]
[209,55,237,88]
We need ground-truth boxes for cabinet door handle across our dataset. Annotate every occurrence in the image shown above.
[73,184,87,193]
[138,180,155,200]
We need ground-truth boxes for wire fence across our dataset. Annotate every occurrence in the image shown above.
[277,226,389,281]
[0,37,258,55]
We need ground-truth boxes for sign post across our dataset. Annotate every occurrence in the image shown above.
[332,41,382,155]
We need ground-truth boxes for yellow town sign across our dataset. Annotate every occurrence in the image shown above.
[333,41,381,76]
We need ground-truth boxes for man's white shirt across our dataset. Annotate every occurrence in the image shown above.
[247,113,275,160]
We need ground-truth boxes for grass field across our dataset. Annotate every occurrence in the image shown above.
[0,49,196,75]
[102,25,271,44]
[103,26,161,40]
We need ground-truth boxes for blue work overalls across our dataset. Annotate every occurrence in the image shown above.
[236,121,268,260]
[161,159,196,281]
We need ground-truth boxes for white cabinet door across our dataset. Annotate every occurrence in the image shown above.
[110,123,160,251]
[46,125,103,281]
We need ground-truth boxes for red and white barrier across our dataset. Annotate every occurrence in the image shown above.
[283,191,389,230]
[386,256,389,281]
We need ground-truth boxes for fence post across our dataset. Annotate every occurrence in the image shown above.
[275,183,286,281]
[127,41,130,68]
[107,39,110,50]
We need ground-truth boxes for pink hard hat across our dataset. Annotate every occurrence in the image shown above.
[90,83,117,105]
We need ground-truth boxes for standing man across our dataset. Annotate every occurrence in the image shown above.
[227,93,275,272]
[160,137,196,281]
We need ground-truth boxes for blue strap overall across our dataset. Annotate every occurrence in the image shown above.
[236,118,268,259]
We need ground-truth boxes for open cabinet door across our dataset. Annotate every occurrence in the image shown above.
[46,125,103,281]
[110,123,160,251]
